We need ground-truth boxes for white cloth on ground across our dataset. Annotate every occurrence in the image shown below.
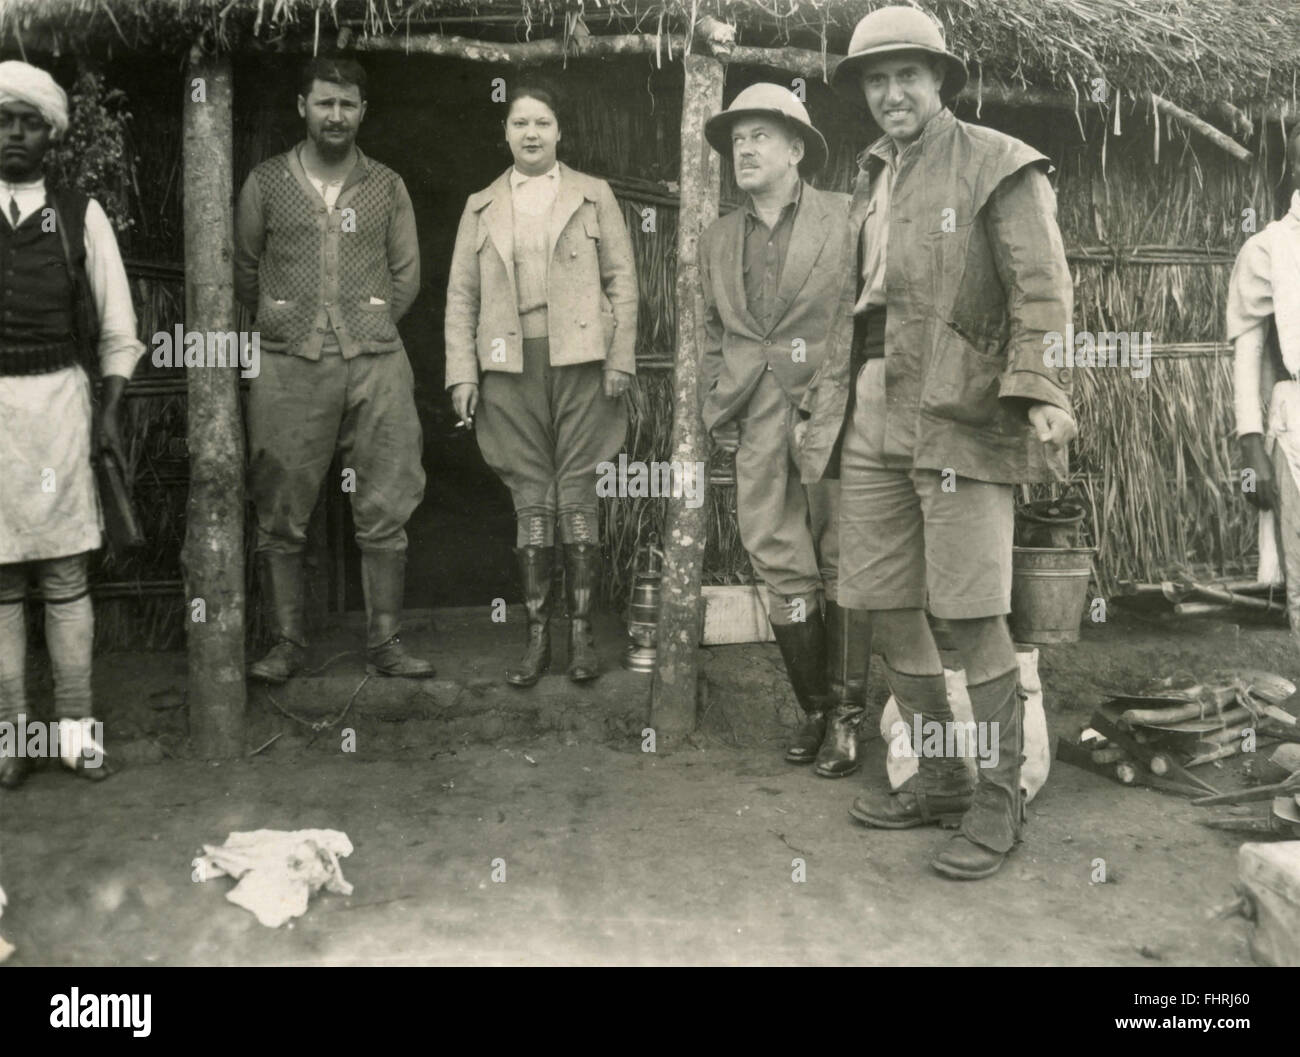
[194,829,354,928]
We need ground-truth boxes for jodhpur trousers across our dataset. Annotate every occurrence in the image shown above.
[248,348,426,556]
[476,337,627,530]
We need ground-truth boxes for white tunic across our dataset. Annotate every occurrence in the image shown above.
[0,178,144,563]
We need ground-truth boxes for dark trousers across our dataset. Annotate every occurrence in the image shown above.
[247,349,426,555]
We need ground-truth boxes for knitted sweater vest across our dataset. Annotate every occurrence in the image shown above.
[251,153,400,350]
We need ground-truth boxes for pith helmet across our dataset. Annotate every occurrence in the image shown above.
[704,82,829,175]
[830,6,968,104]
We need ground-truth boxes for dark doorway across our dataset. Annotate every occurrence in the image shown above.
[365,57,521,610]
[233,55,523,611]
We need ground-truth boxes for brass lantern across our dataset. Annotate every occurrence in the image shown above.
[622,536,664,673]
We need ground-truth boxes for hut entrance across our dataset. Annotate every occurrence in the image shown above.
[235,53,684,617]
[237,55,523,612]
[365,56,521,611]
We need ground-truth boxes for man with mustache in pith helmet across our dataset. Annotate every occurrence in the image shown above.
[699,83,873,778]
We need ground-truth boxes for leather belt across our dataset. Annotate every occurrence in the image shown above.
[0,340,81,377]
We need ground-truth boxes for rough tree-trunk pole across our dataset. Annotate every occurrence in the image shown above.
[650,54,723,742]
[181,46,245,758]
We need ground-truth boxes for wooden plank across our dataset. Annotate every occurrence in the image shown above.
[700,585,775,645]
[180,46,246,758]
[650,53,723,742]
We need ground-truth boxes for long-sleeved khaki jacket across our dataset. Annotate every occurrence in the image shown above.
[799,108,1074,485]
[698,182,857,483]
[444,162,637,387]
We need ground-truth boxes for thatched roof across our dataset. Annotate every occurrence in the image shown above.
[1,0,1297,116]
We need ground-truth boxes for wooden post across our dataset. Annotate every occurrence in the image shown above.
[650,54,723,741]
[180,46,245,758]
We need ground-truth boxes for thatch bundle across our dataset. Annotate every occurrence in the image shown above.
[4,1,1300,119]
[1050,109,1280,593]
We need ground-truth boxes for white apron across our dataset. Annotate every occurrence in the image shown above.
[0,364,102,564]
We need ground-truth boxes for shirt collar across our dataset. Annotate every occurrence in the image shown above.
[744,177,803,223]
[0,175,45,195]
[1289,190,1300,223]
[858,107,955,171]
[511,163,560,189]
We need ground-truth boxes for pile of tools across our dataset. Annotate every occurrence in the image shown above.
[1058,669,1300,832]
[1194,744,1300,837]
[1115,578,1286,620]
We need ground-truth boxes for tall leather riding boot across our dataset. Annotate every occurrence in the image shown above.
[932,667,1024,880]
[815,602,873,778]
[249,552,307,685]
[361,550,436,678]
[563,542,600,682]
[771,609,833,763]
[850,665,974,827]
[507,546,554,687]
[0,598,28,789]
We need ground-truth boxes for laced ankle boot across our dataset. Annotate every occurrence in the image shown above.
[850,665,974,827]
[506,546,554,687]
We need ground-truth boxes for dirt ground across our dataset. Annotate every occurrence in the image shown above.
[0,604,1294,966]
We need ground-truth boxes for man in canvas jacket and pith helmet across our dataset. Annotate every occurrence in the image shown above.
[800,5,1076,879]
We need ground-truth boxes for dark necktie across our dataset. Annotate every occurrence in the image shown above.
[8,196,18,225]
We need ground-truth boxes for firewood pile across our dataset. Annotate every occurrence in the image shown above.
[1058,669,1300,834]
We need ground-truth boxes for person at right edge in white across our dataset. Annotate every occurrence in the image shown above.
[1229,124,1300,644]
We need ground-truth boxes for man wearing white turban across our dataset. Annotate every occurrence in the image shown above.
[0,60,71,140]
[0,60,145,788]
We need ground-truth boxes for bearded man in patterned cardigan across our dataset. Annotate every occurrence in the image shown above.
[234,57,433,682]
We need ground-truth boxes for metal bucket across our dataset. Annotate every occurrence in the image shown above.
[1010,546,1095,644]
